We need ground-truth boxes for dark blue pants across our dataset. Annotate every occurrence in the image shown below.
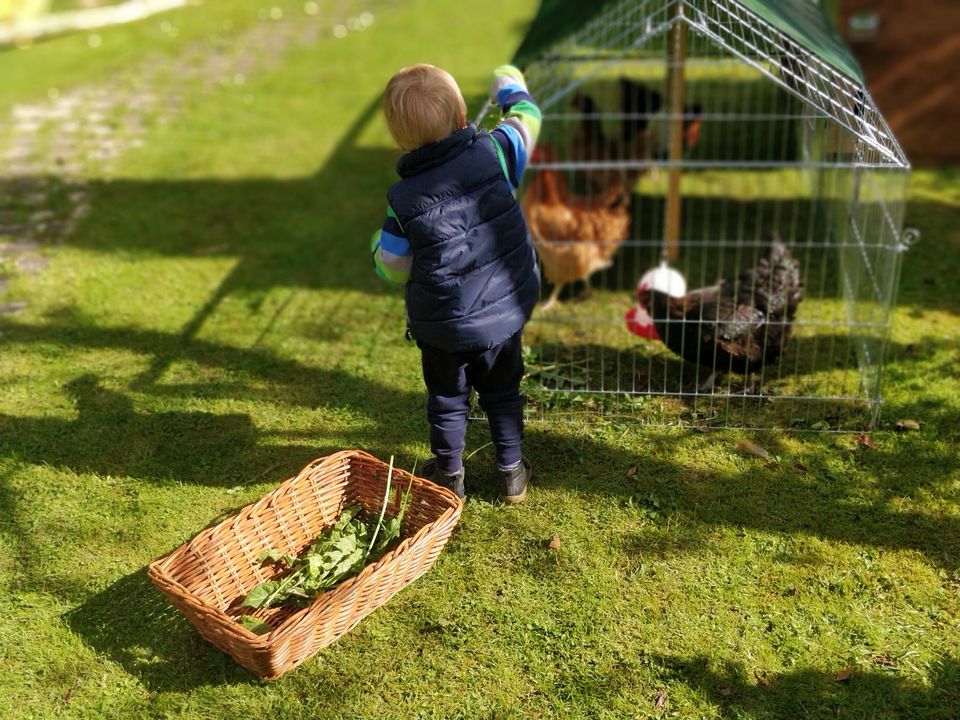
[419,330,525,474]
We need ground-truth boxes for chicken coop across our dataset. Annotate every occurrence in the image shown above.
[479,0,912,431]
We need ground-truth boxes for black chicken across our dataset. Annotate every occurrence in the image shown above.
[619,78,703,157]
[570,81,703,193]
[625,238,803,393]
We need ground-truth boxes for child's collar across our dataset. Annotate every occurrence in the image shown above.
[396,124,479,178]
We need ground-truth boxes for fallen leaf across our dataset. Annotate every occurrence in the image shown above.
[834,668,855,682]
[895,419,921,432]
[792,462,809,472]
[872,655,897,668]
[754,671,772,688]
[856,433,877,449]
[655,691,668,709]
[547,534,561,550]
[626,465,638,477]
[64,687,74,703]
[735,439,771,461]
[193,242,231,256]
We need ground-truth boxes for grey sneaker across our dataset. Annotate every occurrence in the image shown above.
[498,457,532,504]
[420,458,465,500]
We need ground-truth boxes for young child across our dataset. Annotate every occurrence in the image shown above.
[370,63,541,502]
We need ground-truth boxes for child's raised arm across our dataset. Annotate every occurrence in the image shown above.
[489,65,541,189]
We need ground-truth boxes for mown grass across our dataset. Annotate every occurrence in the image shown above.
[1,1,958,718]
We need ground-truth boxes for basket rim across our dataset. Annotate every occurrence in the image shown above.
[147,449,462,643]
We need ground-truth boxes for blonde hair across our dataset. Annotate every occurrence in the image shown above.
[383,64,467,150]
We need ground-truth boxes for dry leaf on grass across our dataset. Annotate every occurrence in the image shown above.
[626,465,638,477]
[193,243,231,256]
[834,668,855,682]
[895,419,921,432]
[655,691,668,709]
[872,655,898,668]
[547,534,561,550]
[735,438,771,461]
[856,433,878,449]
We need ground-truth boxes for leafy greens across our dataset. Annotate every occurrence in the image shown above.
[239,458,412,617]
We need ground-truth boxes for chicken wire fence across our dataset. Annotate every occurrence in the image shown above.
[477,0,911,431]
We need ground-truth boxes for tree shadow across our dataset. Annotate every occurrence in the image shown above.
[64,568,263,691]
[0,314,420,419]
[0,372,332,486]
[60,414,960,691]
[2,63,957,699]
[651,652,960,718]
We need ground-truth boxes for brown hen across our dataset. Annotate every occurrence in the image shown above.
[522,143,631,310]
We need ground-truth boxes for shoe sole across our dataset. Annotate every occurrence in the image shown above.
[499,485,527,504]
[499,467,531,504]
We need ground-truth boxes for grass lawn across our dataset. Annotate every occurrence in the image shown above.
[1,1,958,717]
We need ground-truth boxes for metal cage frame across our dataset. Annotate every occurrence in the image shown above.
[479,0,911,431]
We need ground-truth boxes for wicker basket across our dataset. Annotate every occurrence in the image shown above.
[148,450,462,679]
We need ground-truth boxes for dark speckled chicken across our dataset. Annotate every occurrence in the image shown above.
[632,238,803,387]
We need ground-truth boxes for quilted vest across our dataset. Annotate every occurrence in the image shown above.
[388,124,540,352]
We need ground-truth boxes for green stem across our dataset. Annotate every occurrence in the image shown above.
[464,441,494,460]
[258,563,306,607]
[365,454,394,563]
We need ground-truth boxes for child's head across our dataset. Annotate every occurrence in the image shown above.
[383,64,467,150]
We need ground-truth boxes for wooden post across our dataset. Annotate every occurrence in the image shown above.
[664,3,686,262]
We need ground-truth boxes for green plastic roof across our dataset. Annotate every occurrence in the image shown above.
[739,0,863,81]
[511,0,864,83]
[511,0,617,69]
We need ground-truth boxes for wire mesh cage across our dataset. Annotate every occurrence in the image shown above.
[478,0,911,431]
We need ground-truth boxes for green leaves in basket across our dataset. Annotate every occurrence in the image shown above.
[242,581,282,609]
[238,615,272,635]
[240,458,413,612]
[257,549,294,566]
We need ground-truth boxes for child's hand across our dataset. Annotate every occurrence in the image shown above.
[490,65,527,102]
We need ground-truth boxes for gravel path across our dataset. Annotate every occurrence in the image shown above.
[0,1,380,314]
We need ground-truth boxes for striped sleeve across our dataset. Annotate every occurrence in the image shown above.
[371,206,411,284]
[489,64,541,188]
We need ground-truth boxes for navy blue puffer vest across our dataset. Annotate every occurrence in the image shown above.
[388,124,540,352]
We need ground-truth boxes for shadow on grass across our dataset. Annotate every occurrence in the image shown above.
[651,652,960,719]
[471,401,960,574]
[0,366,421,486]
[64,568,263,691]
[46,361,960,690]
[4,78,959,696]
